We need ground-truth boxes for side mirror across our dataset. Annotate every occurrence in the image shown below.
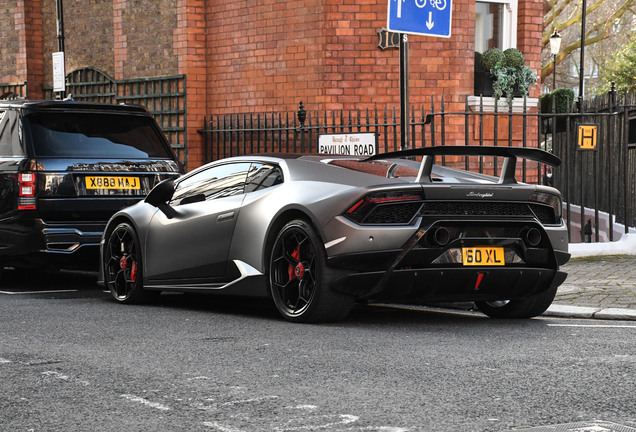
[145,178,176,218]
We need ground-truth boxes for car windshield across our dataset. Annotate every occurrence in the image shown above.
[25,112,173,159]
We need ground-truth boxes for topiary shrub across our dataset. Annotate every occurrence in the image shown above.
[540,88,575,133]
[540,93,552,114]
[541,88,575,113]
[481,48,504,71]
[503,48,525,69]
[551,88,575,113]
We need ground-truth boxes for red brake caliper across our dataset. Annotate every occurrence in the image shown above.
[288,246,303,280]
[119,255,137,282]
[130,259,137,282]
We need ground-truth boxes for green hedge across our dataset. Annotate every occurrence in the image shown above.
[540,88,575,113]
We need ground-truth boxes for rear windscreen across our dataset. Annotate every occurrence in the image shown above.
[24,112,174,159]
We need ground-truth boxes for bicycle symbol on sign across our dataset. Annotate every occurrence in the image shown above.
[394,0,447,18]
[416,0,447,10]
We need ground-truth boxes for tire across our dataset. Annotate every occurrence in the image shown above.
[269,219,354,323]
[475,283,558,319]
[103,222,151,304]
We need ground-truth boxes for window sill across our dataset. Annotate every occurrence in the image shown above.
[467,96,538,113]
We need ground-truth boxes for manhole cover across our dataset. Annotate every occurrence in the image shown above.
[512,421,636,432]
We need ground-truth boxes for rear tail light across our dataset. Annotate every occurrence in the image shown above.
[529,191,562,221]
[345,191,422,225]
[18,173,37,210]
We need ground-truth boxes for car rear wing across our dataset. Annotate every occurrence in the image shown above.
[362,145,561,184]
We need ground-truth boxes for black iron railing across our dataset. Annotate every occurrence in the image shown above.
[200,92,636,242]
[0,82,27,99]
[200,96,543,183]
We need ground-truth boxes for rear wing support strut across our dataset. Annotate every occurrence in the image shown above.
[363,146,561,185]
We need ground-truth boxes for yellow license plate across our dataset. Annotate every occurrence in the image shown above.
[462,246,505,266]
[86,176,140,190]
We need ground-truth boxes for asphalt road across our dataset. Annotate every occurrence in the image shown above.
[2,270,636,432]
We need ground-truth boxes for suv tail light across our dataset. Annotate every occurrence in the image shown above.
[18,173,37,210]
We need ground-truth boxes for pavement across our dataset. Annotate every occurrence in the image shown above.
[544,233,636,320]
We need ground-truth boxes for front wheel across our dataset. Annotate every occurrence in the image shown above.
[269,220,353,323]
[103,222,150,304]
[475,283,558,319]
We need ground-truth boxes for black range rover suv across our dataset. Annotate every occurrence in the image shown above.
[0,99,183,274]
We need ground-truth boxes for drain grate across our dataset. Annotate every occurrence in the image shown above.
[511,421,636,432]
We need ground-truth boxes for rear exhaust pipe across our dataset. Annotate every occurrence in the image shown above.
[525,227,542,247]
[431,227,450,246]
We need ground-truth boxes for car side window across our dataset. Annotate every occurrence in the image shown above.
[244,163,283,193]
[0,110,23,157]
[171,162,251,206]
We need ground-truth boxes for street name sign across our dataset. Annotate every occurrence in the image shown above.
[318,133,377,156]
[387,0,453,38]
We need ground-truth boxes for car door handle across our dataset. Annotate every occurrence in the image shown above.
[217,212,235,223]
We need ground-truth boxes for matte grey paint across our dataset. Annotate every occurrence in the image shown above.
[101,152,569,297]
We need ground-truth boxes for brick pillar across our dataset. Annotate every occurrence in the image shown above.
[516,0,543,97]
[174,0,207,170]
[113,0,127,79]
[16,0,44,98]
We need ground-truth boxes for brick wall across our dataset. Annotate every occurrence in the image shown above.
[516,0,543,99]
[41,0,178,82]
[0,0,20,81]
[202,0,479,157]
[205,0,328,114]
[118,0,178,79]
[175,0,207,168]
[205,0,476,114]
[42,0,115,83]
[2,0,544,169]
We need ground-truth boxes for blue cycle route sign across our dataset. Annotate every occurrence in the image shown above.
[387,0,452,38]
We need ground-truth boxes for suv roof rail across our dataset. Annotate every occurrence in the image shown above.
[0,99,149,114]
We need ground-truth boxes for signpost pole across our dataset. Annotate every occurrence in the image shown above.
[388,0,452,150]
[55,0,66,98]
[399,33,410,150]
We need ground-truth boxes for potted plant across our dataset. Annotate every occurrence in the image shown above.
[480,48,537,105]
[474,48,504,96]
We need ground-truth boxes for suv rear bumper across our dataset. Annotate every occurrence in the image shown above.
[0,218,106,269]
[41,221,104,253]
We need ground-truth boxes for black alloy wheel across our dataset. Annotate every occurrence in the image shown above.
[104,222,148,304]
[269,219,353,323]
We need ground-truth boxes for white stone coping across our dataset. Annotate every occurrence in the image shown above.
[467,95,538,113]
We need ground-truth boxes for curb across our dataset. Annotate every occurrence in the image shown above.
[544,304,636,321]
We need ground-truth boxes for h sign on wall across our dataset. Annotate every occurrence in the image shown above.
[577,124,598,151]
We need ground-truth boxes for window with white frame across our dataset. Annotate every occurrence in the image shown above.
[475,0,517,55]
[471,0,536,110]
[474,0,517,96]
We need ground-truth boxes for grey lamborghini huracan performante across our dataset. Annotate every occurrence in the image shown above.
[99,146,570,323]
